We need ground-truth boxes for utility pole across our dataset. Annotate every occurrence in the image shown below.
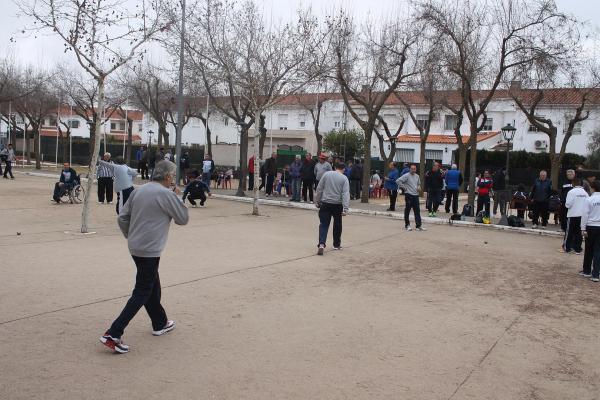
[175,0,186,184]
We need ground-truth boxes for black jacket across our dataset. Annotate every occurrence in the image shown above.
[425,170,444,191]
[301,159,316,180]
[264,157,277,175]
[180,155,190,169]
[350,163,363,180]
[182,179,210,200]
[531,179,552,202]
[492,171,506,190]
[59,168,78,185]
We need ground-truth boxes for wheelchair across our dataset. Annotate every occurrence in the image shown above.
[60,176,85,204]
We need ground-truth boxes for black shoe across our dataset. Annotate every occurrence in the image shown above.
[100,332,129,353]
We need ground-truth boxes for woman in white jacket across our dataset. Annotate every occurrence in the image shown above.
[563,178,588,254]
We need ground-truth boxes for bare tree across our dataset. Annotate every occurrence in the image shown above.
[332,13,421,202]
[19,0,171,232]
[373,114,405,174]
[294,91,338,155]
[419,0,575,206]
[184,0,328,213]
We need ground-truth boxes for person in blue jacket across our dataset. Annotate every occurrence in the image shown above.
[400,162,410,177]
[385,162,400,211]
[444,164,463,214]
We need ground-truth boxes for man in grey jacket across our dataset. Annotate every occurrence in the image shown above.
[314,153,332,186]
[100,161,189,354]
[397,164,425,231]
[315,162,350,255]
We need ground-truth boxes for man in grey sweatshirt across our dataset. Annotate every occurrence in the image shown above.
[315,162,350,255]
[98,156,137,214]
[397,164,425,231]
[314,153,332,185]
[100,161,189,354]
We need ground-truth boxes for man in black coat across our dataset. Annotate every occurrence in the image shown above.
[301,152,317,203]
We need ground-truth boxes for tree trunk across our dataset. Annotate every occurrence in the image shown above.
[126,119,133,166]
[467,125,478,207]
[236,126,249,197]
[88,122,96,165]
[159,124,169,148]
[33,127,41,170]
[550,157,560,190]
[419,139,426,197]
[360,126,373,203]
[81,76,105,233]
[252,109,263,215]
[258,116,267,159]
[204,119,212,156]
[316,131,323,155]
[458,144,467,192]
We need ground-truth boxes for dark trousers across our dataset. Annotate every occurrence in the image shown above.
[248,173,254,190]
[318,202,343,247]
[139,162,149,180]
[187,191,207,206]
[53,182,68,202]
[388,189,398,211]
[583,226,600,278]
[445,189,459,214]
[265,174,275,195]
[559,205,568,232]
[404,194,422,228]
[532,200,549,226]
[493,194,506,215]
[476,194,491,216]
[116,186,134,214]
[3,160,13,178]
[107,256,168,338]
[350,179,360,199]
[302,179,314,202]
[97,177,114,203]
[291,178,301,201]
[564,216,583,252]
[427,190,441,212]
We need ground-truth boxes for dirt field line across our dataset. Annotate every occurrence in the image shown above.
[0,231,395,327]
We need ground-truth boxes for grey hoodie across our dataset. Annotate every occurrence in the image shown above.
[396,173,421,196]
[314,161,332,181]
[118,182,189,257]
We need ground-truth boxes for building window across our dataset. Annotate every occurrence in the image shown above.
[138,123,143,132]
[299,113,306,128]
[528,116,546,132]
[278,113,288,130]
[425,149,444,161]
[564,117,582,135]
[223,117,229,126]
[396,148,415,163]
[110,121,126,131]
[334,121,341,128]
[44,117,57,127]
[416,114,430,130]
[444,115,458,131]
[299,121,306,128]
[483,118,493,131]
[67,120,80,129]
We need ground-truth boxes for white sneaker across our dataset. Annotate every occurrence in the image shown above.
[532,224,538,229]
[192,204,197,208]
[405,226,413,231]
[416,227,426,231]
[98,201,103,204]
[152,320,176,336]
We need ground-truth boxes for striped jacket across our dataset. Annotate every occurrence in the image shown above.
[97,161,114,178]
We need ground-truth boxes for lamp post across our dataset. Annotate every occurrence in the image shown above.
[501,123,517,186]
[148,129,154,147]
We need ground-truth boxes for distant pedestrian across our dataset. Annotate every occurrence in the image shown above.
[301,153,317,203]
[139,146,149,180]
[563,178,588,254]
[182,170,211,207]
[530,170,552,229]
[179,151,191,185]
[97,152,114,204]
[400,162,410,177]
[425,162,444,217]
[397,164,425,231]
[350,159,363,200]
[201,154,215,186]
[248,155,255,191]
[264,152,277,197]
[314,153,332,187]
[444,164,463,214]
[560,169,576,232]
[289,155,303,202]
[135,147,143,173]
[100,161,189,354]
[315,162,350,255]
[476,170,493,217]
[98,156,137,214]
[384,162,399,211]
[1,143,15,179]
[581,180,600,282]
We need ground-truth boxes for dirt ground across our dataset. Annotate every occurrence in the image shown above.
[0,174,598,400]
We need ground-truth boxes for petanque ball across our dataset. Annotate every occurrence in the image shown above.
[17,232,21,236]
[484,241,488,244]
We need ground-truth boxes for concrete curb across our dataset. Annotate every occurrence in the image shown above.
[15,170,562,238]
[211,193,563,238]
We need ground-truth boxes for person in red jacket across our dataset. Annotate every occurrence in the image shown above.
[476,170,493,217]
[248,155,255,190]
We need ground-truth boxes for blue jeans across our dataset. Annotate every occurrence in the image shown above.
[404,194,422,228]
[291,178,301,201]
[318,202,343,247]
[201,172,211,187]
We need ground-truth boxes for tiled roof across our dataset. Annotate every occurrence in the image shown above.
[394,131,501,145]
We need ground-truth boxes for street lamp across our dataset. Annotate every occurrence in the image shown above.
[148,129,154,146]
[501,123,517,185]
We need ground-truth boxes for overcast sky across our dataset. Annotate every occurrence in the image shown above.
[1,0,599,69]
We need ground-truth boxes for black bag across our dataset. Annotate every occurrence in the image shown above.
[462,204,473,217]
[475,210,486,223]
[548,194,561,212]
[450,213,462,221]
[507,215,517,227]
[515,217,525,228]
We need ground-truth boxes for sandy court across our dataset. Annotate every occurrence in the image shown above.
[0,174,599,400]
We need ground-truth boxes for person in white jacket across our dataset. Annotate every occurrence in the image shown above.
[563,178,589,254]
[580,180,600,281]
